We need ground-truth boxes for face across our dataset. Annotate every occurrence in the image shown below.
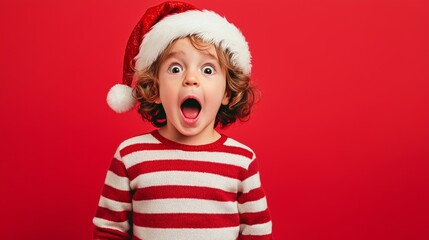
[156,38,229,144]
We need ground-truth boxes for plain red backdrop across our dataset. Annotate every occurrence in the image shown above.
[1,0,428,239]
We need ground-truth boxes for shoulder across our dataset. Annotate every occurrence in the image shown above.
[222,136,256,161]
[116,132,160,150]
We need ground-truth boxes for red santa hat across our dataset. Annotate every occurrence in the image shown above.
[107,1,251,113]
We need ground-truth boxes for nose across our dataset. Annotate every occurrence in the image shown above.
[183,70,200,87]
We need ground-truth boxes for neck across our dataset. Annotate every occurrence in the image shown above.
[158,126,221,145]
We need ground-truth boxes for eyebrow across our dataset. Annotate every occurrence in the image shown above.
[165,50,184,59]
[200,50,219,60]
[165,50,219,61]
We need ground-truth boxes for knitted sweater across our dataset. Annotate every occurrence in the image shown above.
[93,131,272,240]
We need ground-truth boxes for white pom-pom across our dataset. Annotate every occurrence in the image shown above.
[106,84,137,113]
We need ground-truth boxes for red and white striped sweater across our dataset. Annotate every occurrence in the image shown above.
[93,131,272,240]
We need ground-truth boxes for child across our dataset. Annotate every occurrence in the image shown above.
[94,1,273,239]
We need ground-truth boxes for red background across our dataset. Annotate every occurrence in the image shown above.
[1,0,428,239]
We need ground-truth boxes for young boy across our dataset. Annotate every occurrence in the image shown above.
[94,1,272,239]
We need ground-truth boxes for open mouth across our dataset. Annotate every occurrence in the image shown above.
[180,98,201,119]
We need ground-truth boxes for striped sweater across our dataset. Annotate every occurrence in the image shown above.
[93,130,272,240]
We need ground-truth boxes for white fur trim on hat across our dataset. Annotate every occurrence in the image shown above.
[134,10,251,75]
[106,84,137,113]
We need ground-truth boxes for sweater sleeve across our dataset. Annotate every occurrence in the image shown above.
[93,148,133,240]
[237,158,273,240]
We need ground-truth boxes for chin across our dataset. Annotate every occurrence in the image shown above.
[177,127,202,137]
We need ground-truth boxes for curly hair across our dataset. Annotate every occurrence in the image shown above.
[133,35,257,128]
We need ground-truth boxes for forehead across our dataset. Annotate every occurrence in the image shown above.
[166,37,219,59]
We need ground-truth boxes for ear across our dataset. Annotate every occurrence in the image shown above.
[154,79,162,104]
[221,91,229,105]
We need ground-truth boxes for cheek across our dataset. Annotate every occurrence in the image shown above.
[159,84,178,105]
[207,83,227,104]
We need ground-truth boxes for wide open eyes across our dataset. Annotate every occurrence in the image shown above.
[202,65,215,75]
[168,64,183,74]
[167,64,216,75]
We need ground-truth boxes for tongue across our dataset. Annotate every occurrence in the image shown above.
[182,106,199,119]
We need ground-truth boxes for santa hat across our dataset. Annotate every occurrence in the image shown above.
[107,1,251,113]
